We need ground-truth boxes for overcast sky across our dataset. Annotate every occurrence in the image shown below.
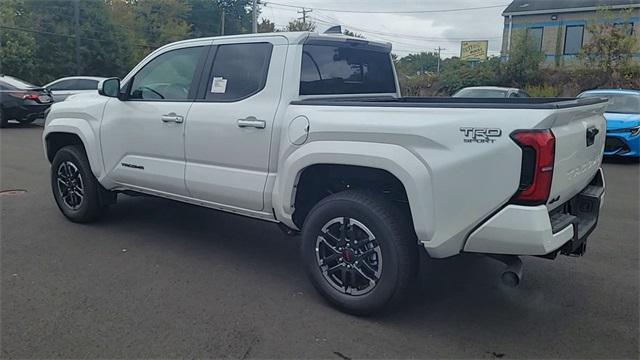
[260,0,508,58]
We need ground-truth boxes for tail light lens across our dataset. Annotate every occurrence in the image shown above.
[22,93,40,101]
[510,130,555,205]
[8,91,41,101]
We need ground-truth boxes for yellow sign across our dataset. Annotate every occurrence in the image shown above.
[460,40,488,61]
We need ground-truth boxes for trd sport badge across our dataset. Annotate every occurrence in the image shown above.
[460,127,502,144]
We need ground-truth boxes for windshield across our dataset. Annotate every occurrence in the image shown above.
[0,75,37,89]
[453,88,508,98]
[579,92,640,114]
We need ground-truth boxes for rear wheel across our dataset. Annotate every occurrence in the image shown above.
[51,145,106,222]
[301,190,418,315]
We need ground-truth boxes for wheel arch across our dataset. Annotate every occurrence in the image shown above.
[44,121,104,180]
[272,141,434,243]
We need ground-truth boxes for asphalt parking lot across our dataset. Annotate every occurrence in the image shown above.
[1,123,638,359]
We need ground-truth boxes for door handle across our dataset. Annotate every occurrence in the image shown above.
[237,117,266,129]
[161,113,184,123]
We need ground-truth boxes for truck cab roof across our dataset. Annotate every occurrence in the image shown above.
[159,31,392,52]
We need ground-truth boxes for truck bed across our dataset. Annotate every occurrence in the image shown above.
[292,96,607,109]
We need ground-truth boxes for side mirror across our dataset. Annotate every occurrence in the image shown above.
[98,78,120,98]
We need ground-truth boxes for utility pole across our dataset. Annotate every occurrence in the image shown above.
[74,0,80,75]
[435,46,445,73]
[220,8,225,35]
[298,8,312,24]
[252,0,258,33]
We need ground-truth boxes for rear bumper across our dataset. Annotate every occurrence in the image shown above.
[463,168,605,256]
[604,133,639,157]
[4,103,51,122]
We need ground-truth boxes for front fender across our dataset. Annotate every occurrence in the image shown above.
[272,141,434,243]
[43,119,104,180]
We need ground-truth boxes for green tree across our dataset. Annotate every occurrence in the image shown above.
[258,18,275,33]
[504,31,544,85]
[343,29,364,38]
[0,0,259,84]
[80,0,138,78]
[395,52,440,77]
[216,0,254,35]
[187,0,223,37]
[439,57,503,94]
[0,0,37,80]
[133,0,192,47]
[285,19,315,32]
[580,7,638,74]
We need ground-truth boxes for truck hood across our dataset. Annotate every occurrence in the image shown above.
[63,92,103,103]
[604,112,640,130]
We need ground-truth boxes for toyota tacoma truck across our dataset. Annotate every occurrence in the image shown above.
[43,31,606,314]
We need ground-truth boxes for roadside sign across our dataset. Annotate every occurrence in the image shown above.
[460,40,488,61]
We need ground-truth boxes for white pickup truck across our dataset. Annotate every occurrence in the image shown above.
[43,31,606,314]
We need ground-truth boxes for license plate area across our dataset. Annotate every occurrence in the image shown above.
[550,169,604,256]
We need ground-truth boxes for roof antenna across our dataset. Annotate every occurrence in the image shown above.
[324,25,342,34]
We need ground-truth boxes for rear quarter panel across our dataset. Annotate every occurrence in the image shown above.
[274,104,558,257]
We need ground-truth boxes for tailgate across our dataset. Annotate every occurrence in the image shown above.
[546,101,607,211]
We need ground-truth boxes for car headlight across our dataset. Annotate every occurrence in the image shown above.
[631,126,640,137]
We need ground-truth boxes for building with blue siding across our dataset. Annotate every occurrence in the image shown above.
[501,0,640,65]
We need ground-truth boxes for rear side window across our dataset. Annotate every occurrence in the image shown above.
[300,44,396,95]
[49,80,74,91]
[205,42,273,102]
[50,79,99,91]
[73,79,99,90]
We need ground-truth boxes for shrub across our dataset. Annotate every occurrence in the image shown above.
[399,73,438,96]
[524,84,559,97]
[503,32,545,85]
[439,57,503,94]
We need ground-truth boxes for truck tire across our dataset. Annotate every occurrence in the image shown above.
[51,145,105,223]
[301,190,418,315]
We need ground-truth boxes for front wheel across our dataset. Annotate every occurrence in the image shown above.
[301,190,418,315]
[51,145,106,223]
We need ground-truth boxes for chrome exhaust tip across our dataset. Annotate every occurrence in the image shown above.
[488,254,523,288]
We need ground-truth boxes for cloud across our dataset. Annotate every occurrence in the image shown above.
[261,0,507,57]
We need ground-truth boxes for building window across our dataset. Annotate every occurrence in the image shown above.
[564,25,584,55]
[614,22,634,36]
[526,27,544,51]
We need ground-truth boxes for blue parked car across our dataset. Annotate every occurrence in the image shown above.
[578,89,640,158]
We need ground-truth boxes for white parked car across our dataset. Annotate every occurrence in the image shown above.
[44,76,106,102]
[453,86,530,98]
[43,32,606,314]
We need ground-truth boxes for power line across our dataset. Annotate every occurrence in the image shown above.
[298,7,312,23]
[306,11,502,41]
[309,15,499,51]
[263,1,508,14]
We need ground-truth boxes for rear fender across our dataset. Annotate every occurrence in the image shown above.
[272,141,434,242]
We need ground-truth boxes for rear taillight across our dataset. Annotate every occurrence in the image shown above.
[22,93,40,101]
[510,129,555,205]
[8,91,40,101]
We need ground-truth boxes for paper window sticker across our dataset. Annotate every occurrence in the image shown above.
[211,77,228,93]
